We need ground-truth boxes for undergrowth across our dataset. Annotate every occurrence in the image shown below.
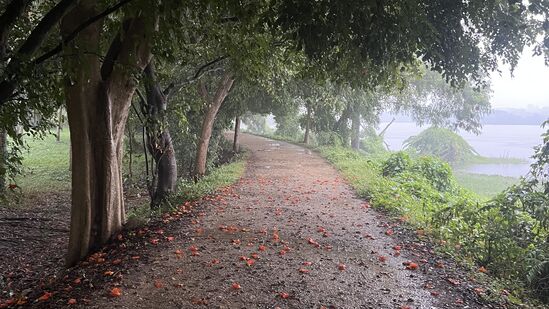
[126,152,247,226]
[318,146,548,306]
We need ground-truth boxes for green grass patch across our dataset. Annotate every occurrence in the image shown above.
[16,130,71,193]
[14,129,147,194]
[463,155,527,165]
[126,152,247,227]
[454,171,519,200]
[175,154,247,202]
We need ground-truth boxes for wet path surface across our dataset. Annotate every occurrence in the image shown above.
[92,134,490,309]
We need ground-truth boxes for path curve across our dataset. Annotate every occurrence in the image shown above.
[94,134,489,309]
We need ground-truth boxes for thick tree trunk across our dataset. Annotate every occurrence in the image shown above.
[194,73,234,178]
[0,129,6,194]
[62,2,151,267]
[142,62,177,208]
[351,112,360,150]
[233,116,240,153]
[303,104,311,144]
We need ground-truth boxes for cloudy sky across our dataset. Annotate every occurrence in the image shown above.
[491,51,549,109]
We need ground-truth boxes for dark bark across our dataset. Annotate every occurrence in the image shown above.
[233,116,240,153]
[195,72,234,177]
[0,0,134,107]
[0,0,76,104]
[34,0,135,65]
[303,104,311,144]
[0,0,32,57]
[62,1,152,267]
[351,112,360,150]
[56,108,63,142]
[0,129,6,194]
[142,61,177,208]
[333,105,351,146]
[127,123,133,182]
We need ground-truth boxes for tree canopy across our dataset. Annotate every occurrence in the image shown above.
[0,0,547,266]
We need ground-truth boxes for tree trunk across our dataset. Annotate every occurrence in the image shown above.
[233,116,240,153]
[56,107,63,142]
[303,104,311,144]
[0,129,6,194]
[142,61,178,208]
[127,124,133,182]
[351,112,360,150]
[333,105,351,147]
[194,73,234,178]
[61,2,151,267]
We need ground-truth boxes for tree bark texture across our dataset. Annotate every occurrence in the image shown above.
[0,129,6,193]
[233,116,240,153]
[0,0,76,105]
[0,0,32,57]
[194,72,234,178]
[333,105,351,146]
[142,61,177,208]
[351,112,360,150]
[303,104,311,144]
[61,1,152,267]
[56,108,63,142]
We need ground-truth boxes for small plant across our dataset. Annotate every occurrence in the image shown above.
[411,157,453,192]
[381,151,411,177]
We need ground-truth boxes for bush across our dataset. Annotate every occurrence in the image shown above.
[404,127,478,164]
[318,142,549,304]
[381,151,411,177]
[411,157,453,192]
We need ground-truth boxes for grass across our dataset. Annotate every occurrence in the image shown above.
[464,155,527,165]
[14,128,244,200]
[14,129,147,194]
[13,128,247,225]
[175,154,247,202]
[454,171,519,200]
[126,152,247,226]
[16,130,71,193]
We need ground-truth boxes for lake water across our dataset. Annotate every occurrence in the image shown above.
[378,123,545,177]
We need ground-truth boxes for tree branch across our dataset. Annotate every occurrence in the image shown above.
[18,0,77,57]
[101,32,122,80]
[193,56,227,79]
[163,56,227,98]
[197,79,210,103]
[33,0,135,65]
[0,0,32,57]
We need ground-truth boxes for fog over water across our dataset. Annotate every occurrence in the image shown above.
[379,122,545,177]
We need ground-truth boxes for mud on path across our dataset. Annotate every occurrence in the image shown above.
[82,134,496,309]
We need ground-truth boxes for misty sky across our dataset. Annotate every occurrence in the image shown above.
[491,52,549,109]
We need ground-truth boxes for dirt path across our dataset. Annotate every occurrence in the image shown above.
[82,134,494,309]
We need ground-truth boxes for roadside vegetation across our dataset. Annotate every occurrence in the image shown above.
[258,120,549,305]
[9,129,245,217]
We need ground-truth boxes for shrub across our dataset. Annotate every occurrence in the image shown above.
[411,157,453,192]
[319,136,549,303]
[404,127,478,164]
[381,151,411,177]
